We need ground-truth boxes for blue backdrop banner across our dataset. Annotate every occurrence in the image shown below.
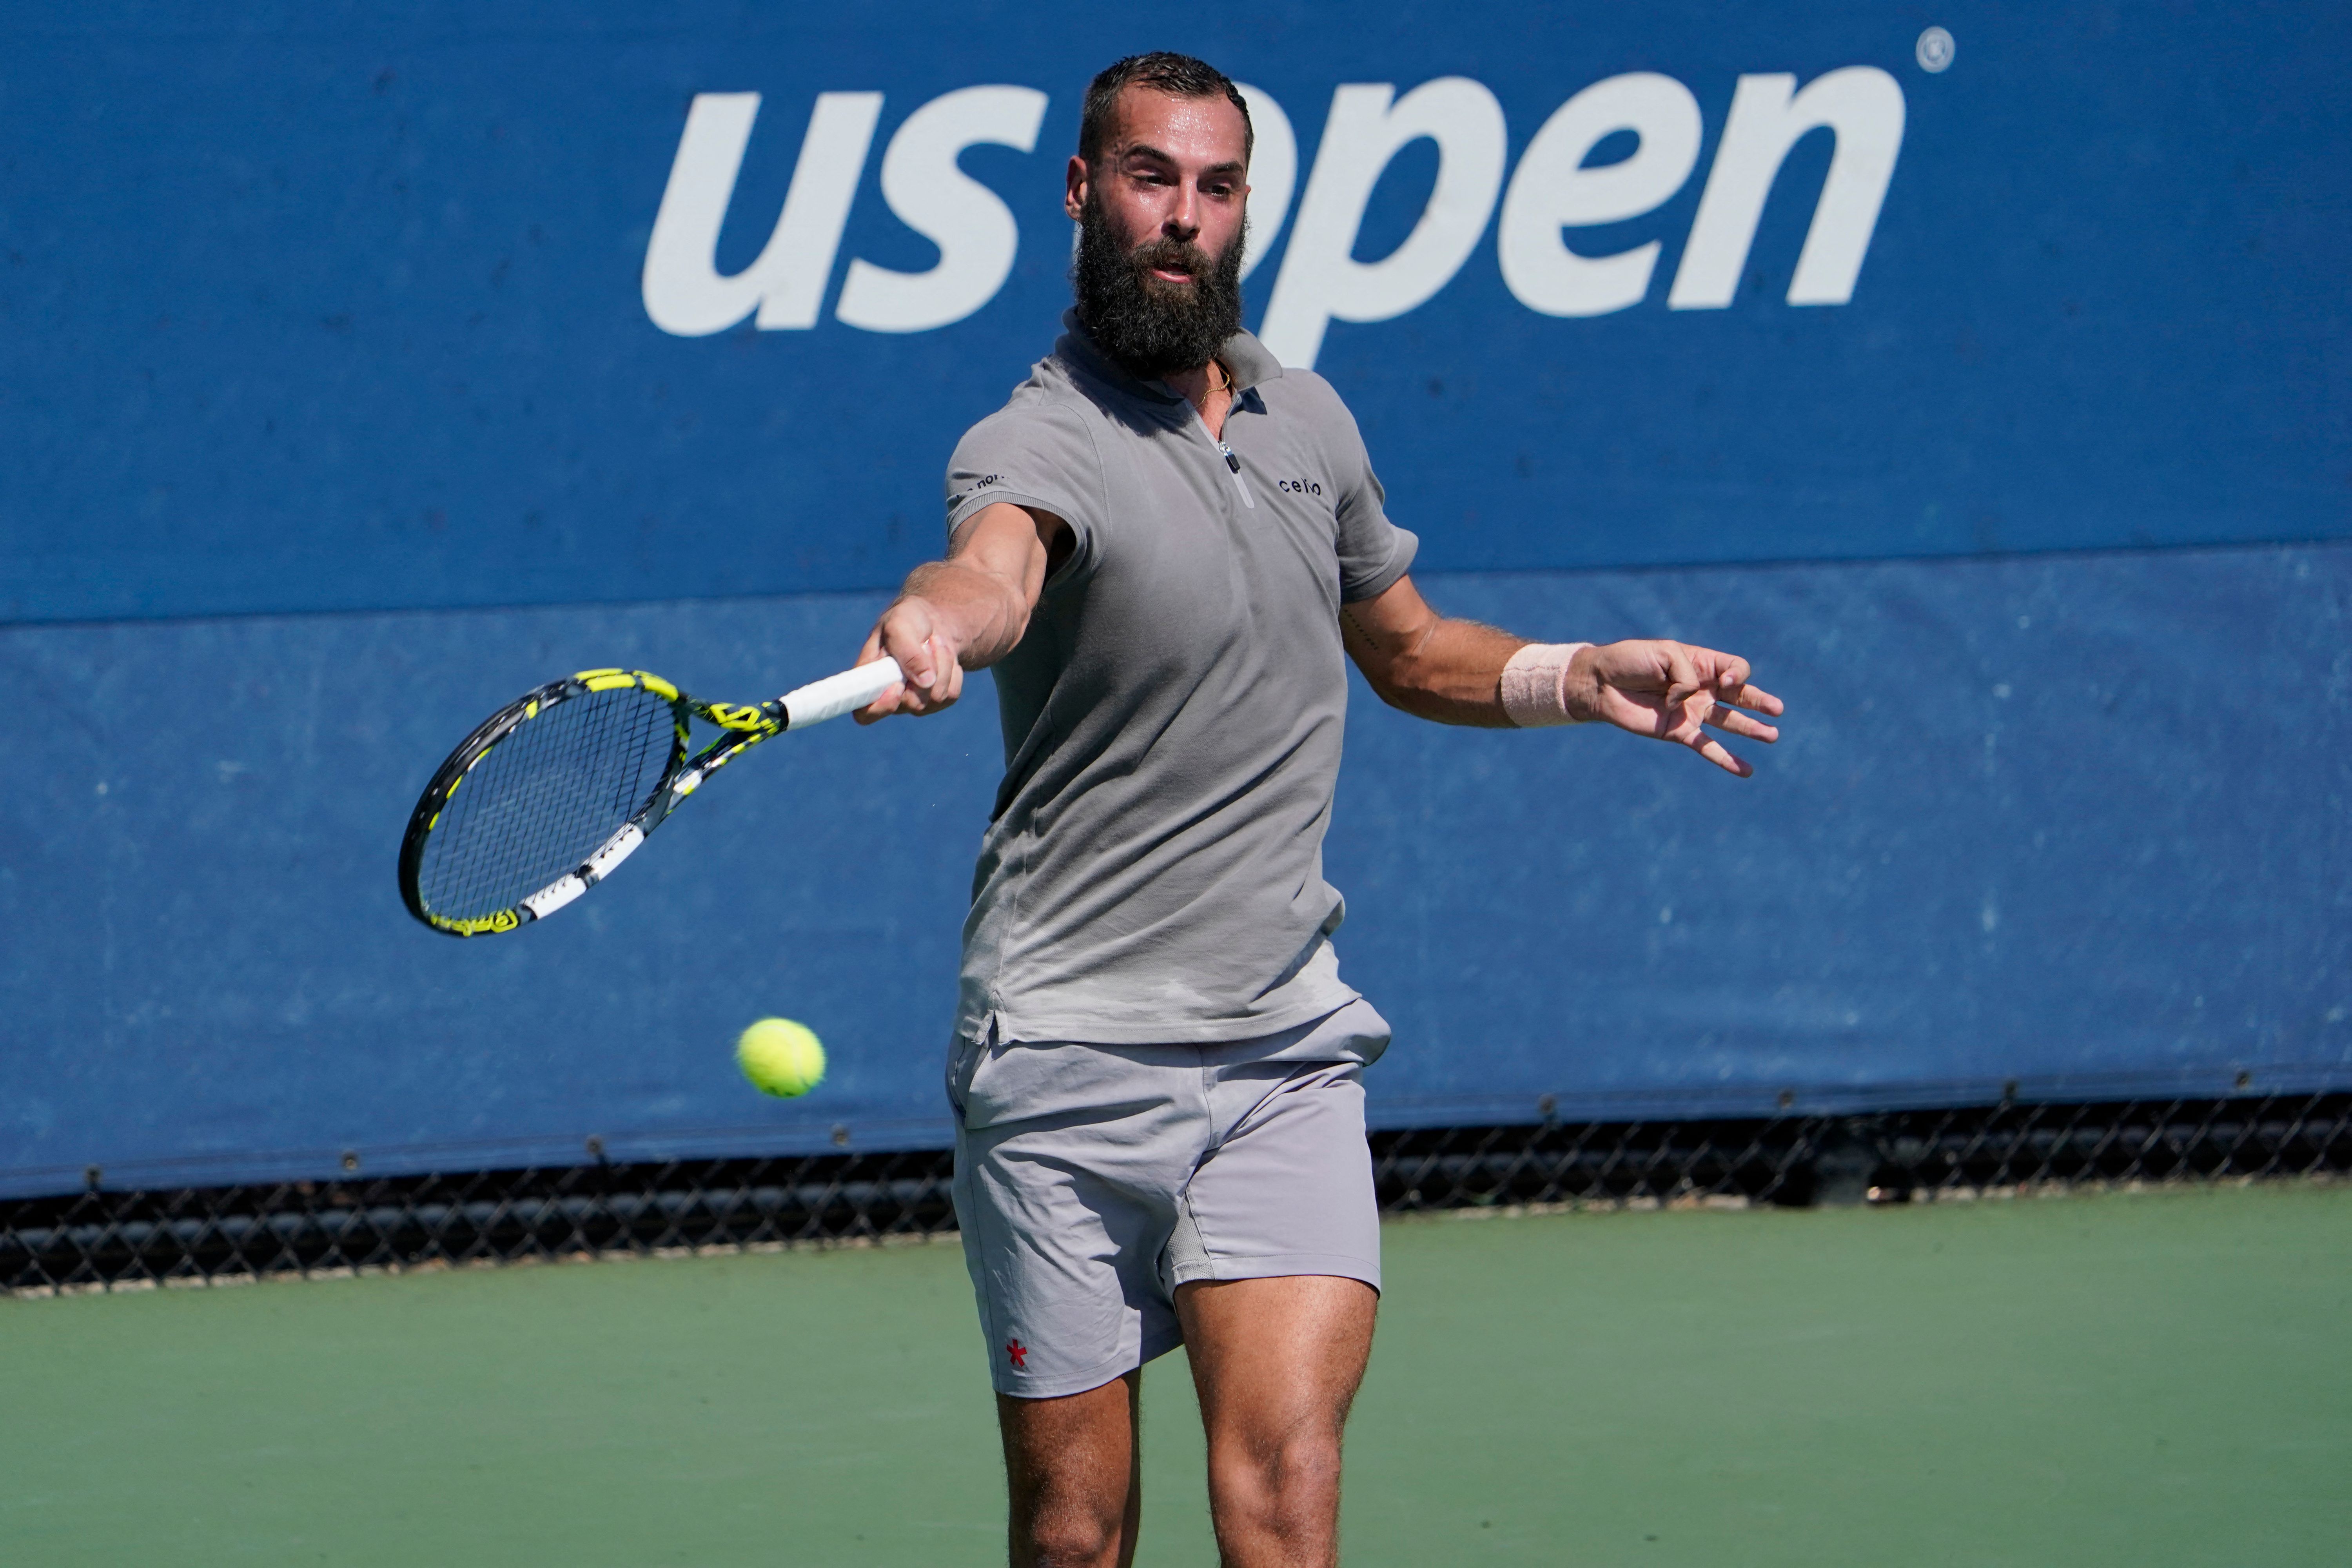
[2,3,2346,1197]
[3,546,2346,1198]
[3,0,2346,622]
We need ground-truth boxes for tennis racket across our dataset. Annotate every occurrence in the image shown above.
[398,658,902,937]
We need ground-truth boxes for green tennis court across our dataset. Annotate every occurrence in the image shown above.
[7,1182,2347,1566]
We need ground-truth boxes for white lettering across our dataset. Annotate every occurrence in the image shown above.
[1234,83,1298,283]
[1258,78,1508,369]
[641,92,882,337]
[649,66,1904,344]
[835,85,1049,334]
[1668,67,1906,309]
[1498,74,1702,318]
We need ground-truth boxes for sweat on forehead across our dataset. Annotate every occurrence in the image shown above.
[1094,90,1251,169]
[1077,51,1254,166]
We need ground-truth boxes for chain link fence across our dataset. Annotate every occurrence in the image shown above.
[7,1093,2346,1295]
[1372,1091,2352,1212]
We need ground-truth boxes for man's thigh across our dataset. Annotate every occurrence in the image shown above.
[1177,1272,1378,1563]
[1176,1272,1378,1423]
[995,1369,1145,1567]
[1165,1056,1382,1294]
[951,1038,1201,1397]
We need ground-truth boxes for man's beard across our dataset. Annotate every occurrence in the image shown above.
[1073,195,1245,380]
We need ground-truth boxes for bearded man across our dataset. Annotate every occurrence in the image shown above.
[853,51,1783,1568]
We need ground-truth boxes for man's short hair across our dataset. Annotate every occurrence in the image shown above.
[1078,52,1253,168]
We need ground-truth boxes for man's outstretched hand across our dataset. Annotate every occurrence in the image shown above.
[1565,641,1784,777]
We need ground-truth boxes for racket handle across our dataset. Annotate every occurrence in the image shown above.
[779,657,906,728]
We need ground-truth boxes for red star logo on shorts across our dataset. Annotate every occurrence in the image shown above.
[1005,1338,1029,1370]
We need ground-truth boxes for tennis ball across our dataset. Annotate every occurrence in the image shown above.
[736,1017,826,1098]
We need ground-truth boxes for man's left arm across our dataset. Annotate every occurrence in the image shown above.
[1339,574,1785,778]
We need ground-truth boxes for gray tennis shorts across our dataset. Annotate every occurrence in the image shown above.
[946,998,1389,1399]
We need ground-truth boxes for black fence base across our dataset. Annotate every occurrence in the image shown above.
[1370,1092,2352,1213]
[7,1094,2347,1295]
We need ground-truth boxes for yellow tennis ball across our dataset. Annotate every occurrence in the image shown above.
[736,1018,826,1098]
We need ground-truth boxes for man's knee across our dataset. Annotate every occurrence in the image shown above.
[1207,1428,1346,1521]
[1000,1376,1140,1568]
[1016,1495,1131,1568]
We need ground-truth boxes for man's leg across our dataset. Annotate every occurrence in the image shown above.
[951,1034,1201,1564]
[1177,1275,1378,1568]
[998,1370,1144,1568]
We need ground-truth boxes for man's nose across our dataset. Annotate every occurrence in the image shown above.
[1163,180,1201,238]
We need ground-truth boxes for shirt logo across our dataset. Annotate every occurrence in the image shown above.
[1275,478,1324,497]
[1005,1338,1029,1370]
[947,474,1004,513]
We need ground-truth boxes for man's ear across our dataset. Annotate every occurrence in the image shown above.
[1064,154,1089,222]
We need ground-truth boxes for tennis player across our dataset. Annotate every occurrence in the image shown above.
[854,52,1782,1568]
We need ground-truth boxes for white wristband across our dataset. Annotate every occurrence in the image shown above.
[1500,642,1592,728]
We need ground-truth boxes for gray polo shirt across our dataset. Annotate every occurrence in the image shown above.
[945,313,1417,1045]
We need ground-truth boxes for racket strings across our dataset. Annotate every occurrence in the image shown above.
[415,688,677,919]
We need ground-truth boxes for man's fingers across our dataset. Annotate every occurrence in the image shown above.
[1659,644,1705,716]
[875,635,962,718]
[1720,680,1785,718]
[1689,730,1753,778]
[907,644,958,710]
[851,631,893,723]
[926,634,962,702]
[1655,692,1716,753]
[1703,704,1779,744]
[853,676,908,725]
[854,605,967,722]
[1587,639,1777,773]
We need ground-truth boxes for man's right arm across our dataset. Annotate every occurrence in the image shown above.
[853,502,1068,722]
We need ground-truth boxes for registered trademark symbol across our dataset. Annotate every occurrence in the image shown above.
[1916,26,1956,73]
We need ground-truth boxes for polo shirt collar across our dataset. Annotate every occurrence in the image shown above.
[1058,309,1286,404]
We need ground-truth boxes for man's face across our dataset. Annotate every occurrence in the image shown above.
[1066,85,1251,377]
[1067,85,1250,281]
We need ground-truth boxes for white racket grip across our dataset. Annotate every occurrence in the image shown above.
[780,657,905,729]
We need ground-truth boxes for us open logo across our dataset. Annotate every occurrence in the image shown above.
[642,63,1916,370]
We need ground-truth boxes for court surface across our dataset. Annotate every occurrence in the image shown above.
[5,1181,2347,1566]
